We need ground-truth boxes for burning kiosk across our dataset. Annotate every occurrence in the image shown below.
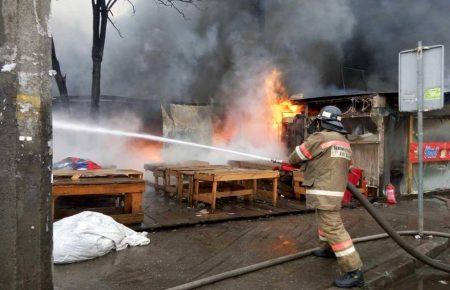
[285,92,450,197]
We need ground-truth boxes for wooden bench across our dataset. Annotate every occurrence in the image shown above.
[52,169,145,225]
[193,169,279,211]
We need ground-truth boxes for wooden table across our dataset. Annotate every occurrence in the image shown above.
[145,161,209,192]
[193,169,279,211]
[170,166,232,204]
[52,169,145,225]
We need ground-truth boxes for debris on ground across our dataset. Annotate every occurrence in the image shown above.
[196,209,209,216]
[53,157,101,170]
[53,211,150,264]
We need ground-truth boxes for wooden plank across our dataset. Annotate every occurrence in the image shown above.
[194,169,278,182]
[167,165,229,174]
[53,169,143,179]
[158,163,213,172]
[123,192,142,214]
[211,181,217,211]
[53,177,144,185]
[110,213,144,225]
[52,182,145,196]
[177,172,184,202]
[54,206,122,219]
[171,166,233,200]
[130,192,142,214]
[214,172,279,181]
[144,161,209,172]
[194,179,200,206]
[272,178,278,206]
[195,189,254,204]
[188,175,194,205]
[292,170,304,181]
[227,160,277,170]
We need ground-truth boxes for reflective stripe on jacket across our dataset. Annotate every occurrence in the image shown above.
[289,130,351,210]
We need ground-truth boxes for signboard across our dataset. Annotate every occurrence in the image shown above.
[409,142,450,163]
[399,45,444,112]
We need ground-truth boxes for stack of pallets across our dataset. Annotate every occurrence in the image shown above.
[52,169,145,225]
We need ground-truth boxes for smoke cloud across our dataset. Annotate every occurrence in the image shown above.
[50,0,450,167]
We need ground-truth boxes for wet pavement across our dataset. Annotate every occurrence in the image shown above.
[53,197,450,289]
[136,187,309,231]
[389,248,450,289]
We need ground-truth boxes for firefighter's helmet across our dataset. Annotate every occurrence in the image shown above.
[316,105,348,134]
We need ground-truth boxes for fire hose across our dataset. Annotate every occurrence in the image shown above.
[166,183,450,290]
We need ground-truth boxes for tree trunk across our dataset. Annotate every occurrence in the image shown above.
[90,0,107,117]
[91,58,101,115]
[51,38,70,113]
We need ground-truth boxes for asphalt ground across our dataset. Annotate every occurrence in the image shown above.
[54,198,450,289]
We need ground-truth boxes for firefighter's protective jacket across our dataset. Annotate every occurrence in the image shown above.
[289,130,351,210]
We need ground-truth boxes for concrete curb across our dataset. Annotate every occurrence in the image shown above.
[364,237,449,289]
[327,236,449,289]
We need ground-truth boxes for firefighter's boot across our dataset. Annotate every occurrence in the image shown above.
[334,269,365,288]
[312,248,336,259]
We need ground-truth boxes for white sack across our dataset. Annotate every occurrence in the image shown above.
[53,211,150,264]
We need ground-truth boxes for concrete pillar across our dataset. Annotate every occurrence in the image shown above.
[0,0,53,289]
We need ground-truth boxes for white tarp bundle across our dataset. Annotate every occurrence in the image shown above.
[53,211,150,264]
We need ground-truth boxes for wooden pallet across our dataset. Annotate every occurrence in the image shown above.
[52,169,145,225]
[193,169,279,211]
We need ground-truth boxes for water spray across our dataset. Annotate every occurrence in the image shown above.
[53,120,284,163]
[54,119,450,282]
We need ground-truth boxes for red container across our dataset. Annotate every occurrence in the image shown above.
[386,183,397,204]
[343,168,363,205]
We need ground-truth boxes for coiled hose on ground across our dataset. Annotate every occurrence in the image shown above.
[166,183,450,290]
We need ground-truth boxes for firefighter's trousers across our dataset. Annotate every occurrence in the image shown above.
[316,209,363,272]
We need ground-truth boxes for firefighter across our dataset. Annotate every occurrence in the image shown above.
[289,105,364,288]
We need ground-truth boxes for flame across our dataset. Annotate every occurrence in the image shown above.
[265,69,303,131]
[213,68,303,147]
[126,139,163,162]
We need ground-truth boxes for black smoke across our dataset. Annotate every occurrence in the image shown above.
[51,0,450,102]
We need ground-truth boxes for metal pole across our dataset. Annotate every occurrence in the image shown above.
[416,41,424,236]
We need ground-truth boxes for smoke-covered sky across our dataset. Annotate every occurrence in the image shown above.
[50,0,450,168]
[51,0,450,102]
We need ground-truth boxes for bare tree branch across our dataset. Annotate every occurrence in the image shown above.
[156,0,198,19]
[107,16,124,38]
[126,0,136,14]
[107,0,119,10]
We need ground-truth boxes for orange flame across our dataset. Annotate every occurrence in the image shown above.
[265,69,302,130]
[213,68,302,147]
[126,139,163,163]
